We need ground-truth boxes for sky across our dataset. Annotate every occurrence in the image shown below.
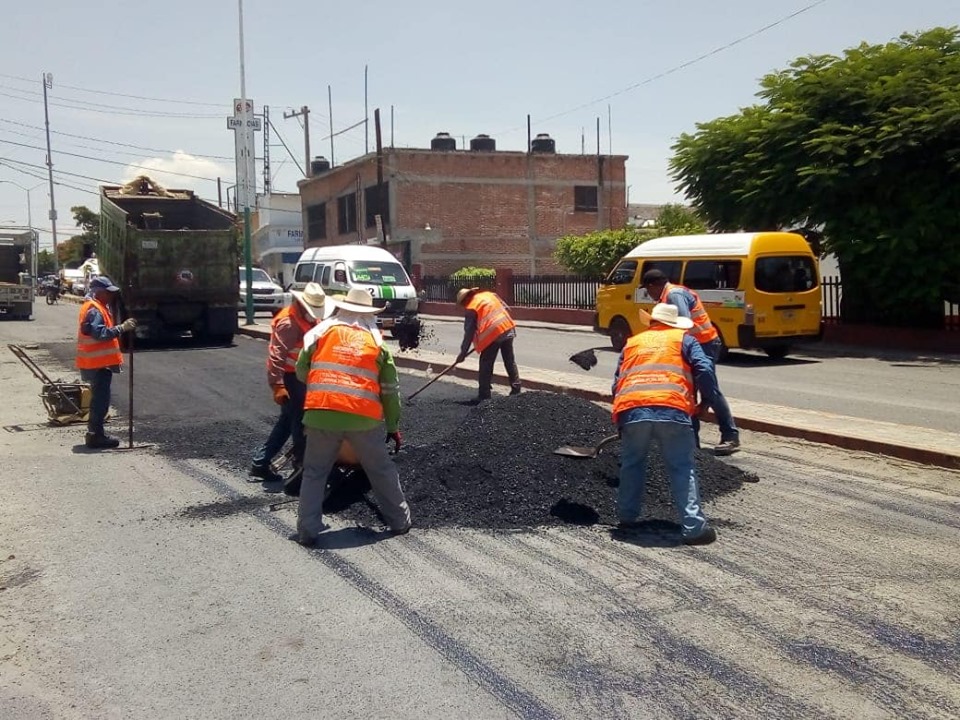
[0,0,955,251]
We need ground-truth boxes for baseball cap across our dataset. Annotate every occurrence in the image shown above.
[89,276,120,292]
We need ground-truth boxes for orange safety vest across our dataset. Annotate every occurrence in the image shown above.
[304,324,383,421]
[661,282,719,344]
[465,292,516,352]
[76,298,123,370]
[612,326,695,421]
[270,306,313,373]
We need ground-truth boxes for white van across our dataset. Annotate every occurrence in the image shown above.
[291,245,419,329]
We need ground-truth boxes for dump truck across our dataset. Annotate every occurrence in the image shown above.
[0,228,34,320]
[98,177,239,342]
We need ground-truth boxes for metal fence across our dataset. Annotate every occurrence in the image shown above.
[422,273,960,329]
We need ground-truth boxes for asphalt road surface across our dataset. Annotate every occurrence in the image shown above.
[1,301,958,719]
[420,315,960,433]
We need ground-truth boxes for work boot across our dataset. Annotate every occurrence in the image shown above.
[714,439,741,456]
[249,464,282,483]
[85,432,119,450]
[283,467,303,497]
[683,526,718,546]
[509,384,522,396]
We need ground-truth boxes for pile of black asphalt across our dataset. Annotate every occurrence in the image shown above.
[332,391,757,530]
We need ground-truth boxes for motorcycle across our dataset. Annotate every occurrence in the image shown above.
[45,284,60,305]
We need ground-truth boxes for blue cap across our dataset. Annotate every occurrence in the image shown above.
[89,276,120,292]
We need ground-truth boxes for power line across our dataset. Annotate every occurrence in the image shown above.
[0,118,234,161]
[0,160,97,195]
[497,0,831,134]
[0,138,224,182]
[268,118,306,177]
[0,87,221,119]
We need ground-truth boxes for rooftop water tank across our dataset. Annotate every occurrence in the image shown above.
[310,156,331,176]
[469,134,496,151]
[430,132,457,151]
[531,133,556,154]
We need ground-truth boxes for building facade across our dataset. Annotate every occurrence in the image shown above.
[297,135,627,276]
[251,192,303,285]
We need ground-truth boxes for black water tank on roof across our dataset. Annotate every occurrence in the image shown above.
[531,133,556,153]
[470,134,496,151]
[431,132,457,151]
[310,156,331,175]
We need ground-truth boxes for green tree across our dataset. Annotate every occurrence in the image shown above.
[670,27,960,327]
[654,204,707,235]
[37,249,55,275]
[58,205,100,266]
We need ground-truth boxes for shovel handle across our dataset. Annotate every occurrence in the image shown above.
[596,434,620,453]
[407,348,474,401]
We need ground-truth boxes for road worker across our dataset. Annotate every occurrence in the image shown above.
[641,268,740,455]
[454,287,521,403]
[249,282,329,487]
[293,287,410,545]
[75,276,137,449]
[612,303,719,545]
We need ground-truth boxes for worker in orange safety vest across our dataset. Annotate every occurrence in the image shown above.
[454,287,521,404]
[250,282,329,487]
[75,276,138,449]
[292,287,411,546]
[612,303,720,545]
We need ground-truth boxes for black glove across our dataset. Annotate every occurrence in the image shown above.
[386,431,402,454]
[455,351,468,364]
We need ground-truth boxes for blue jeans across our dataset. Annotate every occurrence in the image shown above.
[80,368,113,436]
[618,420,707,537]
[252,374,306,468]
[698,338,739,443]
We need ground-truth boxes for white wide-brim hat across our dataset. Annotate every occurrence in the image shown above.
[649,303,694,330]
[333,287,384,314]
[292,282,332,320]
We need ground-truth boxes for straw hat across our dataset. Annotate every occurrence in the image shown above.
[456,287,479,305]
[649,303,694,330]
[332,287,384,314]
[291,282,330,320]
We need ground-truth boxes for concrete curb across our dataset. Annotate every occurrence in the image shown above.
[235,323,960,471]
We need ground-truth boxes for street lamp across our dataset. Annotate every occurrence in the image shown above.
[0,180,44,280]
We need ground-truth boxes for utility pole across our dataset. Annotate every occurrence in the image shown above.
[375,108,386,249]
[42,72,58,273]
[364,65,369,154]
[0,180,43,280]
[283,105,311,177]
[237,0,254,326]
[327,85,335,167]
[262,105,271,194]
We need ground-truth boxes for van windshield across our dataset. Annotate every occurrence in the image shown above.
[349,261,408,286]
[755,256,818,293]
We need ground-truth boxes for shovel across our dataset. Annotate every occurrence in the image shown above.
[406,348,473,404]
[553,434,619,459]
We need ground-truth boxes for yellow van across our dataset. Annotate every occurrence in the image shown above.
[594,232,822,359]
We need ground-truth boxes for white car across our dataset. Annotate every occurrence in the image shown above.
[238,267,286,315]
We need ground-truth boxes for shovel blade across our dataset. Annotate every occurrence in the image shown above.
[553,445,598,459]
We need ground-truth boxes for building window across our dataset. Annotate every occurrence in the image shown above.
[364,184,390,228]
[338,194,358,235]
[574,185,598,212]
[306,203,326,241]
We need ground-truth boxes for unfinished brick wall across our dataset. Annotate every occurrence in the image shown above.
[298,147,627,276]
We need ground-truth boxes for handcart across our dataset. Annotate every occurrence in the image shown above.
[8,344,91,425]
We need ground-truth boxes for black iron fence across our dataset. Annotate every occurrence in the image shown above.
[422,273,960,329]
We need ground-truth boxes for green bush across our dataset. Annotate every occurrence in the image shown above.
[451,266,495,279]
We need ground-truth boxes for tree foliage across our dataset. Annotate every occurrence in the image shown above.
[58,205,100,266]
[670,27,960,326]
[553,206,707,276]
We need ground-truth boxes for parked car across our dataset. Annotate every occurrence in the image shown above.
[238,267,286,315]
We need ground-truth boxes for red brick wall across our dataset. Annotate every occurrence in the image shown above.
[298,149,627,275]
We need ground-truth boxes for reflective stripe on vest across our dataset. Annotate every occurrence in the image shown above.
[662,282,719,344]
[304,325,383,420]
[465,292,516,352]
[271,306,312,373]
[76,299,122,370]
[612,327,694,420]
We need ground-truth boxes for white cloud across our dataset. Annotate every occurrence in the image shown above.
[122,151,229,194]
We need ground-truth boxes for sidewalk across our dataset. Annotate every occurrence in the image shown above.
[238,321,960,471]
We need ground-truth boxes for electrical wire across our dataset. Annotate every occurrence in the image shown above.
[495,0,831,134]
[0,119,234,161]
[0,87,222,119]
[268,118,306,177]
[0,138,224,182]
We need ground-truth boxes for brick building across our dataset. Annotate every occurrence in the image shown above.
[297,134,627,276]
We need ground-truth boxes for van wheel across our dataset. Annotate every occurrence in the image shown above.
[764,346,789,360]
[610,317,631,352]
